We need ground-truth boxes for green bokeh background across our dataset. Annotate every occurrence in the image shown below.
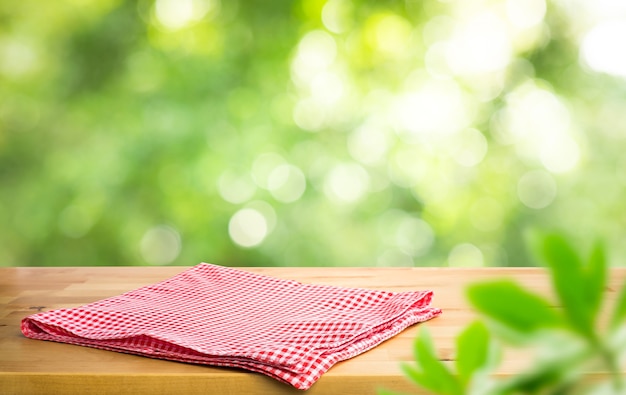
[2,0,625,267]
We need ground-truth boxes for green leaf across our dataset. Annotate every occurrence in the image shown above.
[403,327,463,395]
[611,281,626,329]
[495,350,585,395]
[585,240,607,322]
[534,233,594,338]
[455,321,491,387]
[500,365,569,394]
[467,280,564,334]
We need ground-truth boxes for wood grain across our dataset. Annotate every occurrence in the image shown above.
[1,266,625,394]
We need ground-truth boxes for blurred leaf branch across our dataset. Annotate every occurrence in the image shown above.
[6,1,626,268]
[382,232,626,395]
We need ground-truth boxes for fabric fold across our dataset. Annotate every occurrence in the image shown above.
[21,263,441,390]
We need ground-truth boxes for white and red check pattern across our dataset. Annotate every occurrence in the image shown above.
[21,263,441,390]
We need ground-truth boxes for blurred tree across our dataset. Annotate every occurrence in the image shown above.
[1,0,625,268]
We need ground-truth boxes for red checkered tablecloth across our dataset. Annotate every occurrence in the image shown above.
[21,263,441,390]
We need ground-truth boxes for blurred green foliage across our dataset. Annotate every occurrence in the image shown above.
[2,0,626,267]
[384,233,626,395]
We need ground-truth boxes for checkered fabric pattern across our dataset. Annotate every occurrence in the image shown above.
[21,263,441,390]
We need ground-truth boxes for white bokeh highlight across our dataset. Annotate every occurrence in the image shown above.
[228,208,268,248]
[140,225,182,265]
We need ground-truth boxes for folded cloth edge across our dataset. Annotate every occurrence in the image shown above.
[21,263,442,390]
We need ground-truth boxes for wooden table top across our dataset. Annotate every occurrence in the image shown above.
[1,266,625,394]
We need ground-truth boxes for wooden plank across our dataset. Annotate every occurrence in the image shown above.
[1,266,625,394]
